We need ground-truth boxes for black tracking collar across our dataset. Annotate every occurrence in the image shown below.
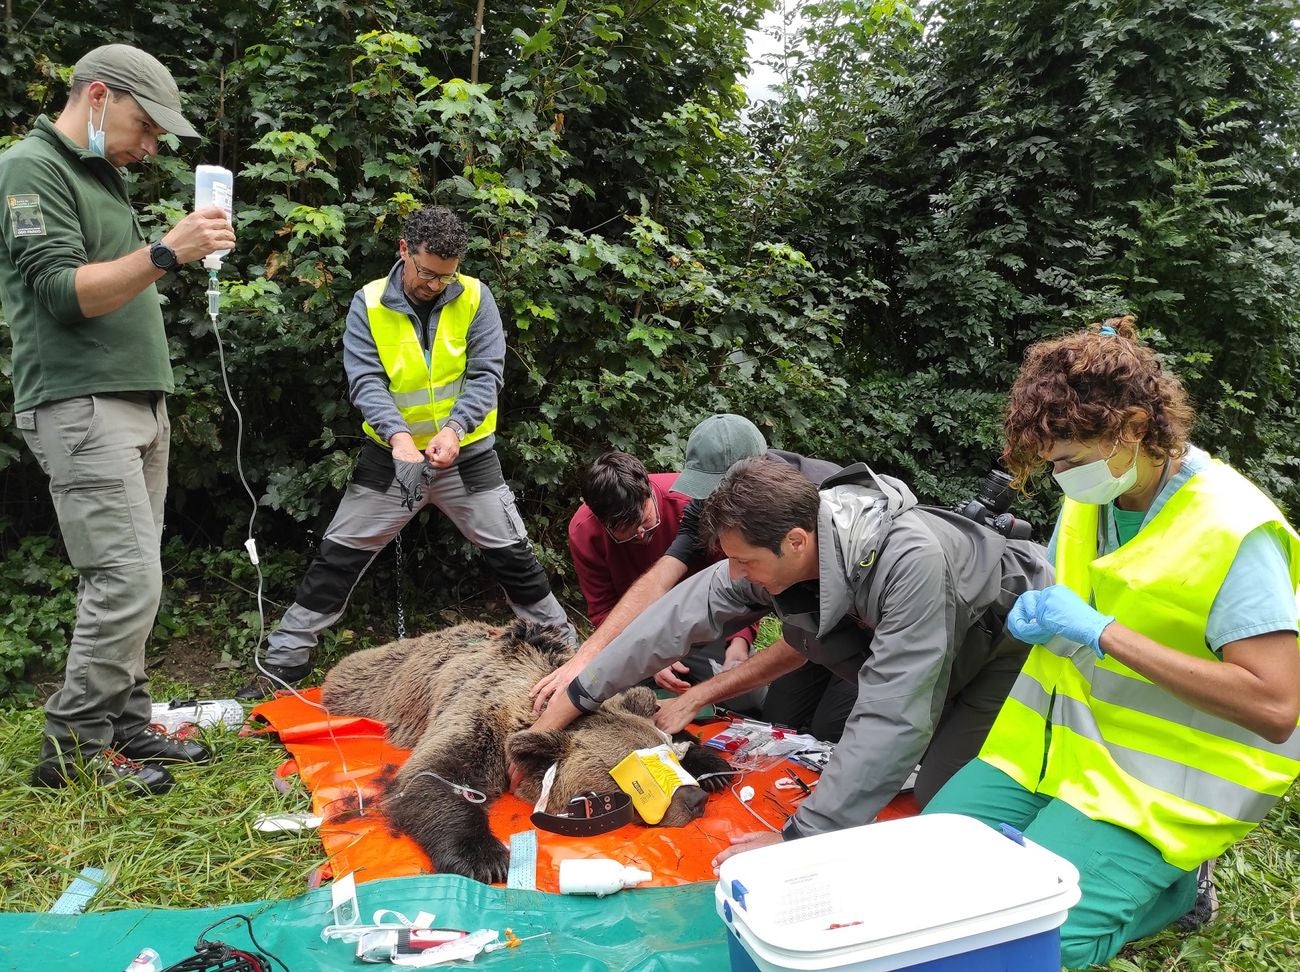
[530,790,634,836]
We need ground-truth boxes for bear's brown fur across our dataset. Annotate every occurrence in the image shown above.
[321,620,731,883]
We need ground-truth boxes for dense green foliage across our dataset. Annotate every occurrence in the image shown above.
[750,0,1300,506]
[1,0,1298,694]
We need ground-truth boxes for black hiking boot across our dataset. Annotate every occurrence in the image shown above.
[32,747,175,795]
[1174,858,1219,932]
[235,660,312,702]
[114,723,213,764]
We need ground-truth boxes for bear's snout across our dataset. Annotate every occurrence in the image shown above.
[656,783,709,827]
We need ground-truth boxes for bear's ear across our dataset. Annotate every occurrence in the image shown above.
[506,728,569,779]
[603,685,659,719]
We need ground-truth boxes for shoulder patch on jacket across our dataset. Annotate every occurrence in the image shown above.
[6,193,46,237]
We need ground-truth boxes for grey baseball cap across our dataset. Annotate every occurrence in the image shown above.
[672,414,768,499]
[72,44,199,139]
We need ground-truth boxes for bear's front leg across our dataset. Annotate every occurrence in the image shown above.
[679,741,734,793]
[383,745,510,884]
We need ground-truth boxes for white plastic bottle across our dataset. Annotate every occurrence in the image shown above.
[149,698,245,733]
[559,859,653,896]
[194,164,234,266]
[123,947,160,972]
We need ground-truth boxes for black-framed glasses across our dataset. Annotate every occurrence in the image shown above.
[407,255,458,285]
[604,507,661,545]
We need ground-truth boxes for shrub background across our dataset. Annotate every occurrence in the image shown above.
[1,0,1297,692]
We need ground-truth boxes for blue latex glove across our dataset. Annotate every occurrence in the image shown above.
[1007,585,1113,657]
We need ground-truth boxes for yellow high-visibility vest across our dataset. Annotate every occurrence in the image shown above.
[980,458,1300,869]
[360,275,497,450]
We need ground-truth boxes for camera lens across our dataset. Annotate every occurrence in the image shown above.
[976,470,1015,516]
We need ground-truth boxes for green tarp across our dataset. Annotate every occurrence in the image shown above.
[0,875,730,971]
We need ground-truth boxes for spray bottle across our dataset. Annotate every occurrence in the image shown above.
[558,859,653,897]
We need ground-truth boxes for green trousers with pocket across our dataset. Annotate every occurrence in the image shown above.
[19,393,169,762]
[923,758,1198,969]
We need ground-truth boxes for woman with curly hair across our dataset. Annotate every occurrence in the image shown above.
[925,316,1300,969]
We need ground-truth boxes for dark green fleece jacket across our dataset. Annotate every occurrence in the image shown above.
[0,115,172,413]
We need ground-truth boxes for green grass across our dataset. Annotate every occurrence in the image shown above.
[2,677,1298,969]
[0,697,326,911]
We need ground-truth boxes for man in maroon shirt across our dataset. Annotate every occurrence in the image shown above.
[568,451,761,703]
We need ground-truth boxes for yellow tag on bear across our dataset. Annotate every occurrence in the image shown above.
[609,744,699,824]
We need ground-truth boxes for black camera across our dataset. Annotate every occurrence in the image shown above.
[956,470,1032,540]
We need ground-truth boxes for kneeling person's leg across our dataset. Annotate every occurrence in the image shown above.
[268,447,419,669]
[436,449,569,630]
[1023,798,1195,970]
[763,662,854,741]
[676,637,766,716]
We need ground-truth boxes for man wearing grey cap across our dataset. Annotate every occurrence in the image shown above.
[528,413,854,737]
[0,44,235,794]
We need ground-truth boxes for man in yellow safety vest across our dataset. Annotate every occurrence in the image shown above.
[238,205,571,699]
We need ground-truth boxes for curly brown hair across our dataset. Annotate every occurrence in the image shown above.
[1002,315,1195,489]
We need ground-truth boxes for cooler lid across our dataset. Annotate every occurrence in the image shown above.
[717,813,1079,956]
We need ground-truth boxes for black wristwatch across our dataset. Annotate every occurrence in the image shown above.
[149,241,178,272]
[444,419,467,442]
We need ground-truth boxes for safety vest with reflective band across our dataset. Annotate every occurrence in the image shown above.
[980,459,1300,869]
[359,275,496,450]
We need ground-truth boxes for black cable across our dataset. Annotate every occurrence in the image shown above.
[158,912,290,972]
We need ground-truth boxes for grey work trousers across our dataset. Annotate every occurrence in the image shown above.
[266,445,569,667]
[18,393,169,760]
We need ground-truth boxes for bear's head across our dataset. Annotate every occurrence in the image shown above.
[506,685,726,827]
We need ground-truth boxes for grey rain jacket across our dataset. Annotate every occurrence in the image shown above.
[570,462,1053,837]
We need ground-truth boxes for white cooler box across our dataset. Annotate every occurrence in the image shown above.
[715,813,1080,972]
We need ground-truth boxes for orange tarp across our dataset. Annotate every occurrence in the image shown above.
[249,689,918,893]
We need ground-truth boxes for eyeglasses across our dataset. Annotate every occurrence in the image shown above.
[604,506,661,545]
[407,255,459,285]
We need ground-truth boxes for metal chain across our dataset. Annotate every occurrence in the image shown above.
[394,530,407,640]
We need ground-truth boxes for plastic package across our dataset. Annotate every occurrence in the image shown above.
[149,698,245,733]
[559,859,652,896]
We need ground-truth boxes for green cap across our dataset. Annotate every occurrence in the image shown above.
[672,414,768,499]
[72,44,199,139]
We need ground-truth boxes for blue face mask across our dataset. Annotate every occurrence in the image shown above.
[86,99,109,158]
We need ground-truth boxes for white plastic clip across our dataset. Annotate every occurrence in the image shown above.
[244,537,259,565]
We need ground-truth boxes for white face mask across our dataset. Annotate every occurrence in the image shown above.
[1053,442,1139,505]
[86,98,109,158]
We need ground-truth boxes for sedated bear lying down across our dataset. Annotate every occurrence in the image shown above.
[321,619,731,883]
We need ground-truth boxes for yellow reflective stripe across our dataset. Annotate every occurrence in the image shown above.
[1006,671,1052,714]
[1090,666,1300,761]
[392,388,434,408]
[1049,694,1283,823]
[433,378,464,401]
[1042,728,1255,870]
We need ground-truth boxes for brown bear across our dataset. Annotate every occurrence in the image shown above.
[321,619,732,883]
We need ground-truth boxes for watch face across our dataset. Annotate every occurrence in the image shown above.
[150,243,176,270]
